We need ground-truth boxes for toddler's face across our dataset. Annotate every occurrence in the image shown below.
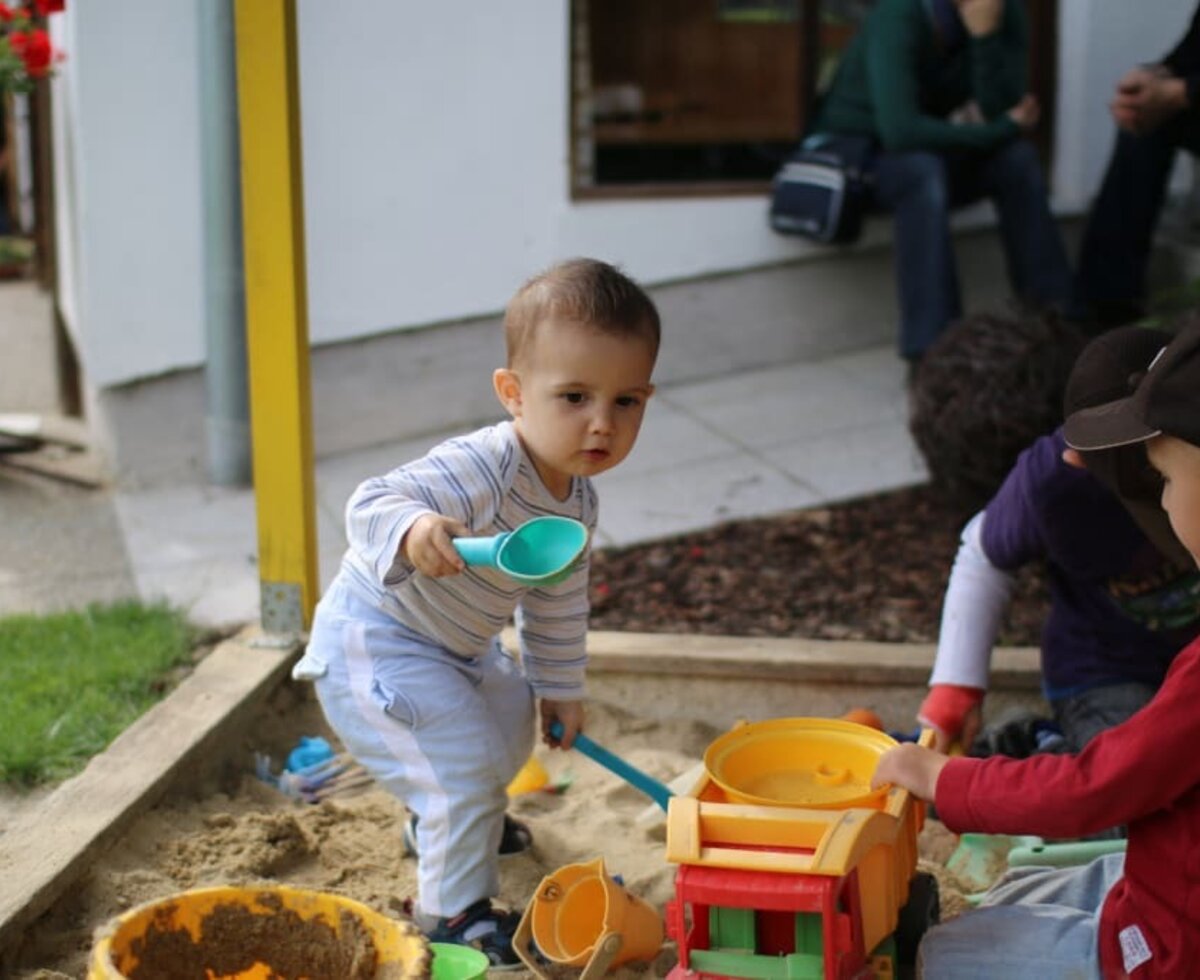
[1148,434,1200,567]
[497,319,656,499]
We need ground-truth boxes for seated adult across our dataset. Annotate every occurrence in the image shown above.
[809,0,1073,363]
[1073,4,1200,329]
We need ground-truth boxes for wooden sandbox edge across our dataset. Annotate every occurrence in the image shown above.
[0,626,298,960]
[579,630,1041,689]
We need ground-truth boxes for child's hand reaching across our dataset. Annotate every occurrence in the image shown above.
[402,513,470,577]
[541,698,584,749]
[871,743,951,802]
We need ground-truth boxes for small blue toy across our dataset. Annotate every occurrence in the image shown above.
[285,735,334,773]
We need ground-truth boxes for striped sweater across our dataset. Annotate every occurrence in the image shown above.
[336,421,597,699]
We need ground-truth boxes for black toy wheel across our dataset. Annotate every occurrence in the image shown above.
[894,870,940,967]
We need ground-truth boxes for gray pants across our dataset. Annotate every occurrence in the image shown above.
[918,853,1124,979]
[1053,682,1158,754]
[1054,682,1156,840]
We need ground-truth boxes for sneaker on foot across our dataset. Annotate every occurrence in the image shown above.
[426,898,524,971]
[404,812,533,858]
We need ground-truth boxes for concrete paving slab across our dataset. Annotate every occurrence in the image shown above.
[665,357,901,450]
[0,469,135,617]
[112,484,260,628]
[771,417,929,503]
[591,448,822,547]
[612,397,736,476]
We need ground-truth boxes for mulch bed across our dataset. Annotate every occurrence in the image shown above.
[588,483,1047,645]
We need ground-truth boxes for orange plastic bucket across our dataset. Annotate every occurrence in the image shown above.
[703,717,898,809]
[88,885,430,979]
[528,857,663,969]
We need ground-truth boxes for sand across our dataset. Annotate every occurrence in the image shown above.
[11,681,970,979]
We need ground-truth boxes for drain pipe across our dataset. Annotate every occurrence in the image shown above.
[198,0,251,486]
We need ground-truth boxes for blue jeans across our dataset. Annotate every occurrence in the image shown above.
[870,138,1072,360]
[1074,118,1200,326]
[918,853,1124,978]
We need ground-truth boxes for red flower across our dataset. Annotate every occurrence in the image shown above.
[0,4,14,23]
[31,0,64,16]
[20,28,51,77]
[7,29,27,55]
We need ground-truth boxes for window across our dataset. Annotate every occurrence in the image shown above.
[571,0,1058,198]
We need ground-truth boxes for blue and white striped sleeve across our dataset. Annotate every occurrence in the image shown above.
[516,482,597,699]
[344,432,505,587]
[515,559,591,699]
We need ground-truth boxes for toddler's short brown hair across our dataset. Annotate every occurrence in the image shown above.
[504,258,661,367]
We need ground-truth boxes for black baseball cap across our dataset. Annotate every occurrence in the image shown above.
[1064,321,1200,451]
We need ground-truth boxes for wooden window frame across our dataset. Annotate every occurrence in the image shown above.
[570,0,1058,201]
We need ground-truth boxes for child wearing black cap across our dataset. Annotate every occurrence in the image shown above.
[914,323,1199,766]
[874,322,1200,978]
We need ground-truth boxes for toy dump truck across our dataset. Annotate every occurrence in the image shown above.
[663,719,938,979]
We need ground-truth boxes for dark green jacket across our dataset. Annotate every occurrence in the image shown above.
[813,0,1025,151]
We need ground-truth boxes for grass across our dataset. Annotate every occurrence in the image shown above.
[0,600,197,787]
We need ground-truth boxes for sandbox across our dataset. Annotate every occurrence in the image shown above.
[1,628,1044,978]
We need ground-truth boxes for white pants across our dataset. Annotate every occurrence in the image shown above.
[303,579,535,918]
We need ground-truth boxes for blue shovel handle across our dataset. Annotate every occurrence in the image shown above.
[550,721,673,812]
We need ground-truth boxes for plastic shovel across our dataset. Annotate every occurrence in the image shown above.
[549,721,674,812]
[452,515,588,587]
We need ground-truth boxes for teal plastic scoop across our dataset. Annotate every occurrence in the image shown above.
[452,515,588,586]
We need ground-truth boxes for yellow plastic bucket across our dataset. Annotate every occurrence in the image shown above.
[429,942,489,980]
[703,717,898,809]
[528,857,663,969]
[87,885,430,979]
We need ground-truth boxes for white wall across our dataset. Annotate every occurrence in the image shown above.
[52,1,1200,391]
[53,0,206,388]
[1054,0,1196,210]
[296,1,806,346]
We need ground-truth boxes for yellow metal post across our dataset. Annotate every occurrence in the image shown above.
[233,0,318,632]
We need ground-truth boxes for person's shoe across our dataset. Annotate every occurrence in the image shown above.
[968,710,1064,759]
[403,812,533,858]
[426,898,524,971]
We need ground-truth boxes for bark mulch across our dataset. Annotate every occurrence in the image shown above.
[588,483,1046,645]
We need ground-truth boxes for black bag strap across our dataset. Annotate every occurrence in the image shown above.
[798,133,876,184]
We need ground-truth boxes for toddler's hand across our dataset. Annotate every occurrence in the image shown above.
[541,699,585,749]
[925,704,981,754]
[871,743,950,802]
[957,704,982,754]
[918,684,984,755]
[402,513,470,577]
